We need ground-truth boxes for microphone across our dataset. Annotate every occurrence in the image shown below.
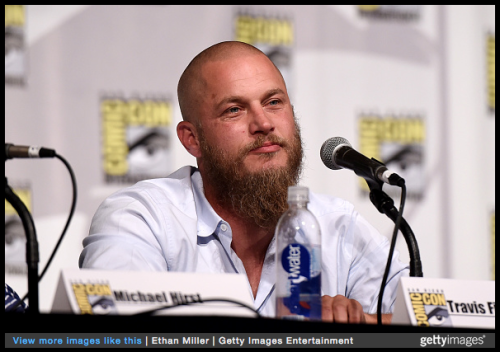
[320,137,404,187]
[5,143,56,160]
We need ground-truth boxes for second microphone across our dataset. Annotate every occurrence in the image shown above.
[320,137,404,187]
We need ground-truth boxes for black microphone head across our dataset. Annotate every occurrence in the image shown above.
[320,137,352,170]
[5,143,13,160]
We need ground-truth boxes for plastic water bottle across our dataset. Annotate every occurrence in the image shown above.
[275,186,321,320]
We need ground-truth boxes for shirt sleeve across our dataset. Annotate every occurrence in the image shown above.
[315,193,410,315]
[79,185,170,272]
[343,211,409,314]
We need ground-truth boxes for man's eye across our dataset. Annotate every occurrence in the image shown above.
[228,107,240,114]
[268,100,279,106]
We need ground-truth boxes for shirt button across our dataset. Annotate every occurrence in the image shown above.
[220,224,228,232]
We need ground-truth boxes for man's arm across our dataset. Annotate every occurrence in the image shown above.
[321,295,392,324]
[79,184,172,271]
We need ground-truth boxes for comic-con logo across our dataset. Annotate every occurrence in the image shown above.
[235,11,294,94]
[72,283,117,315]
[235,11,293,46]
[409,291,451,327]
[5,5,26,86]
[487,33,495,114]
[357,5,421,21]
[101,95,173,184]
[5,184,31,276]
[358,113,425,200]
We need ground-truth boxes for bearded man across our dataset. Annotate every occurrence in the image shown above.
[80,41,408,324]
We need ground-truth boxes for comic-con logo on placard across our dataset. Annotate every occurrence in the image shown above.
[235,9,294,94]
[5,5,26,86]
[358,113,425,200]
[72,282,117,315]
[101,95,173,184]
[408,290,451,327]
[357,5,421,21]
[487,33,495,114]
[5,183,31,276]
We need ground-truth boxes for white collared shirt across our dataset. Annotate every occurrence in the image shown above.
[80,166,409,317]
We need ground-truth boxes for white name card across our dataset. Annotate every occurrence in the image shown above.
[51,268,256,317]
[392,277,495,329]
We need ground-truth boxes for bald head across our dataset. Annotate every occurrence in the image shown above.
[177,41,285,124]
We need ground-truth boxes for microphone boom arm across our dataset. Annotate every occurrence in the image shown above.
[5,177,40,313]
[368,186,423,277]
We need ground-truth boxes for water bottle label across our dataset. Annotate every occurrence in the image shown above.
[280,243,321,318]
[281,243,310,283]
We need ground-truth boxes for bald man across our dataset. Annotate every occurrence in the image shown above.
[80,41,409,324]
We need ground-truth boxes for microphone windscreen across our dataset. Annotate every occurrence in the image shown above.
[320,137,351,170]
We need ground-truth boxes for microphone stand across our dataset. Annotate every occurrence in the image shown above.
[365,178,423,277]
[5,177,40,314]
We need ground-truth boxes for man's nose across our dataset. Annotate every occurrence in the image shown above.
[249,107,274,135]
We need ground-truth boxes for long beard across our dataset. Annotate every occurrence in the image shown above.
[198,122,303,229]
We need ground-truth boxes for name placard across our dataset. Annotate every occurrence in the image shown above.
[392,277,495,329]
[51,268,256,317]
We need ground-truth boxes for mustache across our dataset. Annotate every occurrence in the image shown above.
[239,134,289,156]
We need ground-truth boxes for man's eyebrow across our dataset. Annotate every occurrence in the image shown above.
[215,88,286,112]
[262,88,286,100]
[215,96,245,112]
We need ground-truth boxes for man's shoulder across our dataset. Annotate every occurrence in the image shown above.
[127,165,196,192]
[104,166,199,211]
[308,190,355,217]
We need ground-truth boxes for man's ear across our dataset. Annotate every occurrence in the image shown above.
[177,121,202,158]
